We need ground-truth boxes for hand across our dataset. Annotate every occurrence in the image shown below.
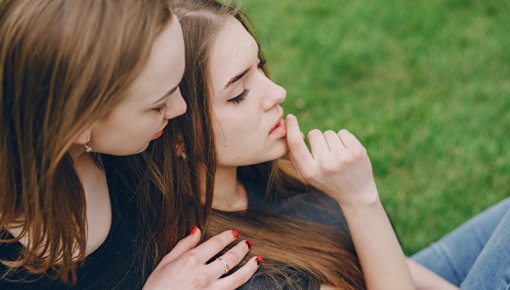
[143,228,260,290]
[285,114,379,208]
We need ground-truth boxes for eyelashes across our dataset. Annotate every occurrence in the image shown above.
[152,104,167,114]
[227,59,267,105]
[228,89,249,104]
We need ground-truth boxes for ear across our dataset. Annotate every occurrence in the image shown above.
[73,129,92,145]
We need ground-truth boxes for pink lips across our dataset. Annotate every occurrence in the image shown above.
[153,130,163,139]
[269,118,286,138]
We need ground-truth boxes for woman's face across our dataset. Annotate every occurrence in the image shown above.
[88,16,186,156]
[208,17,287,167]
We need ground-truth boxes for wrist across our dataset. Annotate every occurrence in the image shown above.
[336,194,383,212]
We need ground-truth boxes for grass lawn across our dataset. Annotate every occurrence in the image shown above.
[243,0,510,254]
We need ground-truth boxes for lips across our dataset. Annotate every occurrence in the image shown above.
[153,130,163,139]
[269,116,286,138]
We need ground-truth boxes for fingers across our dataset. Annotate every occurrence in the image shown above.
[338,129,365,152]
[308,129,332,162]
[188,230,239,263]
[159,226,202,266]
[214,256,261,290]
[285,114,314,171]
[324,130,346,154]
[210,240,252,279]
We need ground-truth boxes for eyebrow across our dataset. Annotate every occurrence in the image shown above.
[224,68,250,90]
[152,85,179,105]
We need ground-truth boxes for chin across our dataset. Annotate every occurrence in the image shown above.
[137,143,151,153]
[265,141,287,161]
[122,143,150,156]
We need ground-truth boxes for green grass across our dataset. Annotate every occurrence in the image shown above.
[243,0,510,254]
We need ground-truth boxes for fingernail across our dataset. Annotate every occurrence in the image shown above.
[256,256,263,265]
[189,226,198,236]
[245,240,253,249]
[232,230,239,239]
[286,114,295,119]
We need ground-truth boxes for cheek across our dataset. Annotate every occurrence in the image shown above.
[97,110,160,143]
[214,110,254,143]
[213,110,267,162]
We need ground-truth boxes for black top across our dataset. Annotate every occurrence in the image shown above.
[0,157,150,290]
[239,176,350,290]
[0,161,350,290]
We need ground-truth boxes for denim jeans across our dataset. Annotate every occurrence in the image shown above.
[412,197,510,290]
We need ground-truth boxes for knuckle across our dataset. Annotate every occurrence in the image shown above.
[183,250,201,266]
[288,139,301,150]
[353,148,367,159]
[210,237,226,251]
[338,154,353,165]
[223,251,239,265]
[300,168,316,181]
[320,161,337,174]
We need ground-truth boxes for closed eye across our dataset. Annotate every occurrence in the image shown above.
[226,59,265,104]
[228,89,249,104]
[152,103,167,114]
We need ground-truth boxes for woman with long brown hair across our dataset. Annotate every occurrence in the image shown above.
[0,0,259,289]
[166,0,416,289]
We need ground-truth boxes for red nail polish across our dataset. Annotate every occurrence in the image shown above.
[245,240,253,249]
[232,230,239,239]
[189,226,198,236]
[256,256,263,265]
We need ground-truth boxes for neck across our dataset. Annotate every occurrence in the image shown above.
[213,165,248,211]
[68,144,103,188]
[69,144,91,164]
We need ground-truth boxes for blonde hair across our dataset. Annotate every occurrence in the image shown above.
[0,0,173,283]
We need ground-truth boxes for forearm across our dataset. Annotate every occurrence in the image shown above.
[340,199,415,290]
[408,259,459,290]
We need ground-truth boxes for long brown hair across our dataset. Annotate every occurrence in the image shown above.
[0,0,173,283]
[169,0,366,289]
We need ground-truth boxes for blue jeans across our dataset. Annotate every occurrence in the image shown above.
[412,197,510,290]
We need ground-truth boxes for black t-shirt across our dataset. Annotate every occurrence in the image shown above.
[0,158,151,290]
[239,176,351,290]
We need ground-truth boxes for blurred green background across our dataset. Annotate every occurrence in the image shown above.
[243,0,510,254]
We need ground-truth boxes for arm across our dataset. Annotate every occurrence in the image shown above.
[408,259,459,290]
[285,114,414,290]
[340,200,413,290]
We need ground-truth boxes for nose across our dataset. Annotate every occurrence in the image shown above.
[262,78,287,111]
[163,88,187,120]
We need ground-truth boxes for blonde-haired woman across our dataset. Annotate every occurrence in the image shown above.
[0,1,258,289]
